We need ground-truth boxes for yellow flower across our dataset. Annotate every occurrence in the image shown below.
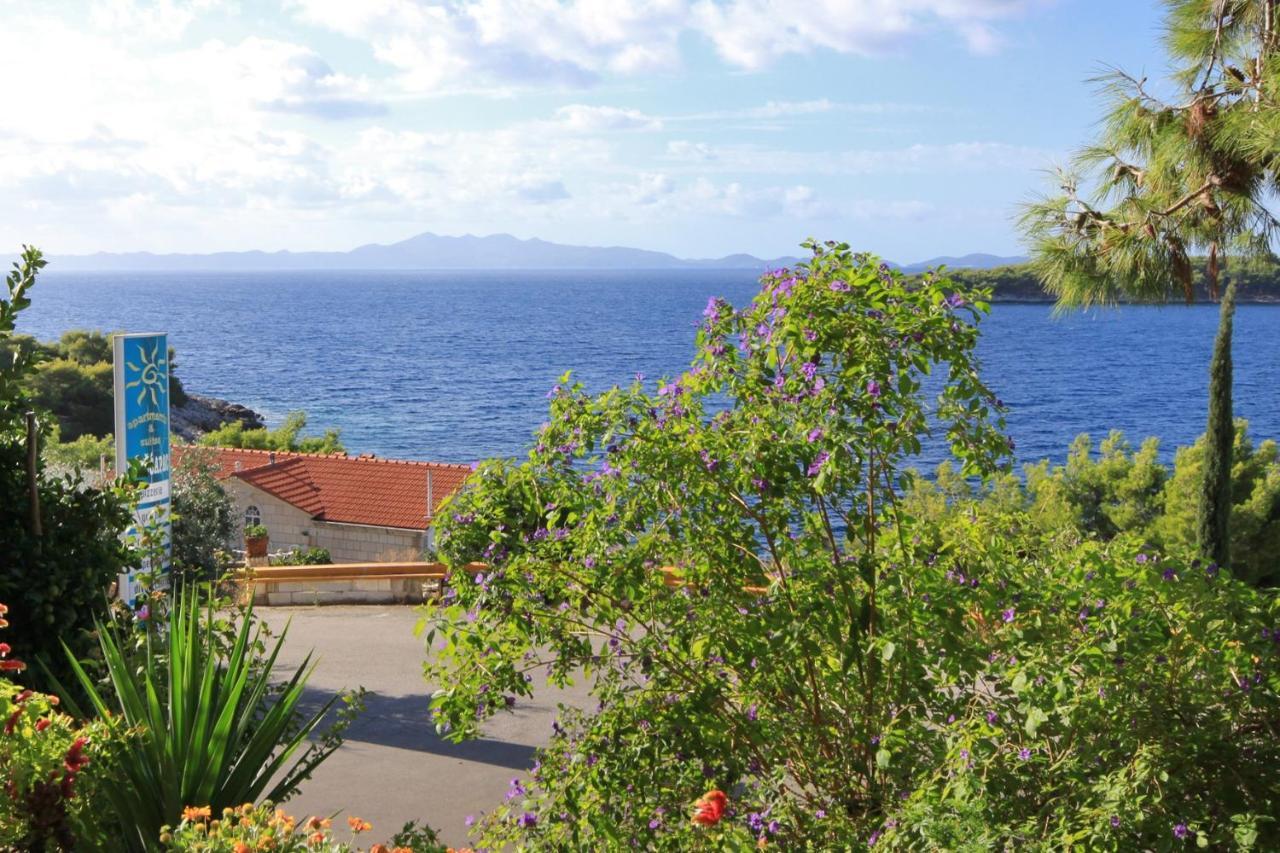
[182,805,212,822]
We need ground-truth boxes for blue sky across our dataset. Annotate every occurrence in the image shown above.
[0,0,1170,261]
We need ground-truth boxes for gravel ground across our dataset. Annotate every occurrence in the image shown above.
[259,605,592,848]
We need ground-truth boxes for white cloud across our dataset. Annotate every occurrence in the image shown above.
[663,140,1052,175]
[555,104,663,132]
[290,0,1042,93]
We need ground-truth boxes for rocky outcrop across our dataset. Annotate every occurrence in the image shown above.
[171,393,264,442]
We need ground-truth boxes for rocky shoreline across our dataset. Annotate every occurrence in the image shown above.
[171,393,264,442]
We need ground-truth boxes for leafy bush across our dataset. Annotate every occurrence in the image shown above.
[160,804,447,852]
[200,411,344,454]
[171,445,237,581]
[244,524,269,540]
[1,603,122,850]
[66,589,351,851]
[906,423,1280,586]
[424,244,1280,849]
[271,547,333,566]
[0,247,134,696]
[0,328,189,441]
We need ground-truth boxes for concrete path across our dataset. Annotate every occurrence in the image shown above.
[259,605,591,849]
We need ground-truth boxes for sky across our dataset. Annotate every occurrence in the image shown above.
[0,0,1173,262]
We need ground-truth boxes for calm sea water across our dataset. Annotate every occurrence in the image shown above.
[16,270,1280,469]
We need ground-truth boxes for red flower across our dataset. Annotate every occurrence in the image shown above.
[4,710,19,735]
[60,774,76,800]
[692,790,728,826]
[63,738,90,773]
[35,718,51,732]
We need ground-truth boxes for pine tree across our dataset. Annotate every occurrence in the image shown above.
[1198,278,1236,567]
[1021,1,1280,571]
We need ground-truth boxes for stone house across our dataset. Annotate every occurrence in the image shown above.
[173,446,471,563]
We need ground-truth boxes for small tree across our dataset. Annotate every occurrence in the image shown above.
[170,445,236,581]
[1020,0,1280,573]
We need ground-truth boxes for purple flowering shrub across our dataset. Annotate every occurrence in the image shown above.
[423,241,1279,849]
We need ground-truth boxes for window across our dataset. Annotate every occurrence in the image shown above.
[244,505,261,528]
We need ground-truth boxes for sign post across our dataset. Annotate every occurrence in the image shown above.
[112,333,172,603]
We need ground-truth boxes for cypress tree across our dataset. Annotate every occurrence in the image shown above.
[1197,279,1236,569]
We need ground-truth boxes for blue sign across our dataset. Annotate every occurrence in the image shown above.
[113,333,172,602]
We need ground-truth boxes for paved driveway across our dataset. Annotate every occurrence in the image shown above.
[259,605,591,848]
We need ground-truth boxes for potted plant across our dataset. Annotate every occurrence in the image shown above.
[243,524,269,559]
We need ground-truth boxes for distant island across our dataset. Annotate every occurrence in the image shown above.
[45,233,1280,302]
[49,231,1026,274]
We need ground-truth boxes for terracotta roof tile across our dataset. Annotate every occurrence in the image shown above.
[174,445,472,530]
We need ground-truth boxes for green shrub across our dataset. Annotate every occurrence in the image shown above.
[243,524,269,540]
[0,247,134,697]
[200,411,344,454]
[271,547,333,566]
[0,603,123,850]
[170,446,237,582]
[66,589,351,851]
[905,423,1280,587]
[424,244,1280,849]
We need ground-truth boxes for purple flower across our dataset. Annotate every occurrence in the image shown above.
[807,427,824,443]
[703,296,721,319]
[700,450,718,472]
[807,451,829,477]
[136,605,150,622]
[829,279,851,292]
[748,813,764,832]
[799,361,817,382]
[518,812,538,829]
[1135,553,1149,564]
[815,809,826,819]
[546,385,561,399]
[1173,823,1188,840]
[746,703,758,721]
[986,710,998,725]
[803,328,818,341]
[945,293,966,309]
[465,815,476,828]
[1110,816,1120,828]
[867,380,881,398]
[649,818,662,830]
[1002,607,1015,623]
[1162,567,1177,581]
[1018,747,1032,761]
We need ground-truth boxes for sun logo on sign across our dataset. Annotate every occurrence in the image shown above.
[125,341,167,408]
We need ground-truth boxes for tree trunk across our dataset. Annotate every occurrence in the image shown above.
[1196,278,1236,570]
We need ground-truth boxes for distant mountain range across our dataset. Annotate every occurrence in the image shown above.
[49,232,1028,273]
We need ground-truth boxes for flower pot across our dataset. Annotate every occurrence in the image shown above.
[245,535,268,559]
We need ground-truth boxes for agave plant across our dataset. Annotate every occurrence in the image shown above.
[66,590,338,850]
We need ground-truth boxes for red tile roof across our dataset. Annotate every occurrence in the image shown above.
[173,445,472,530]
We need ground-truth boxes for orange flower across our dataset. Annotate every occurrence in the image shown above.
[309,832,325,845]
[183,805,212,822]
[691,790,727,826]
[234,843,250,853]
[370,845,390,853]
[306,815,331,831]
[347,815,372,833]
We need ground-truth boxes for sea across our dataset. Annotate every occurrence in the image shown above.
[16,269,1280,471]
